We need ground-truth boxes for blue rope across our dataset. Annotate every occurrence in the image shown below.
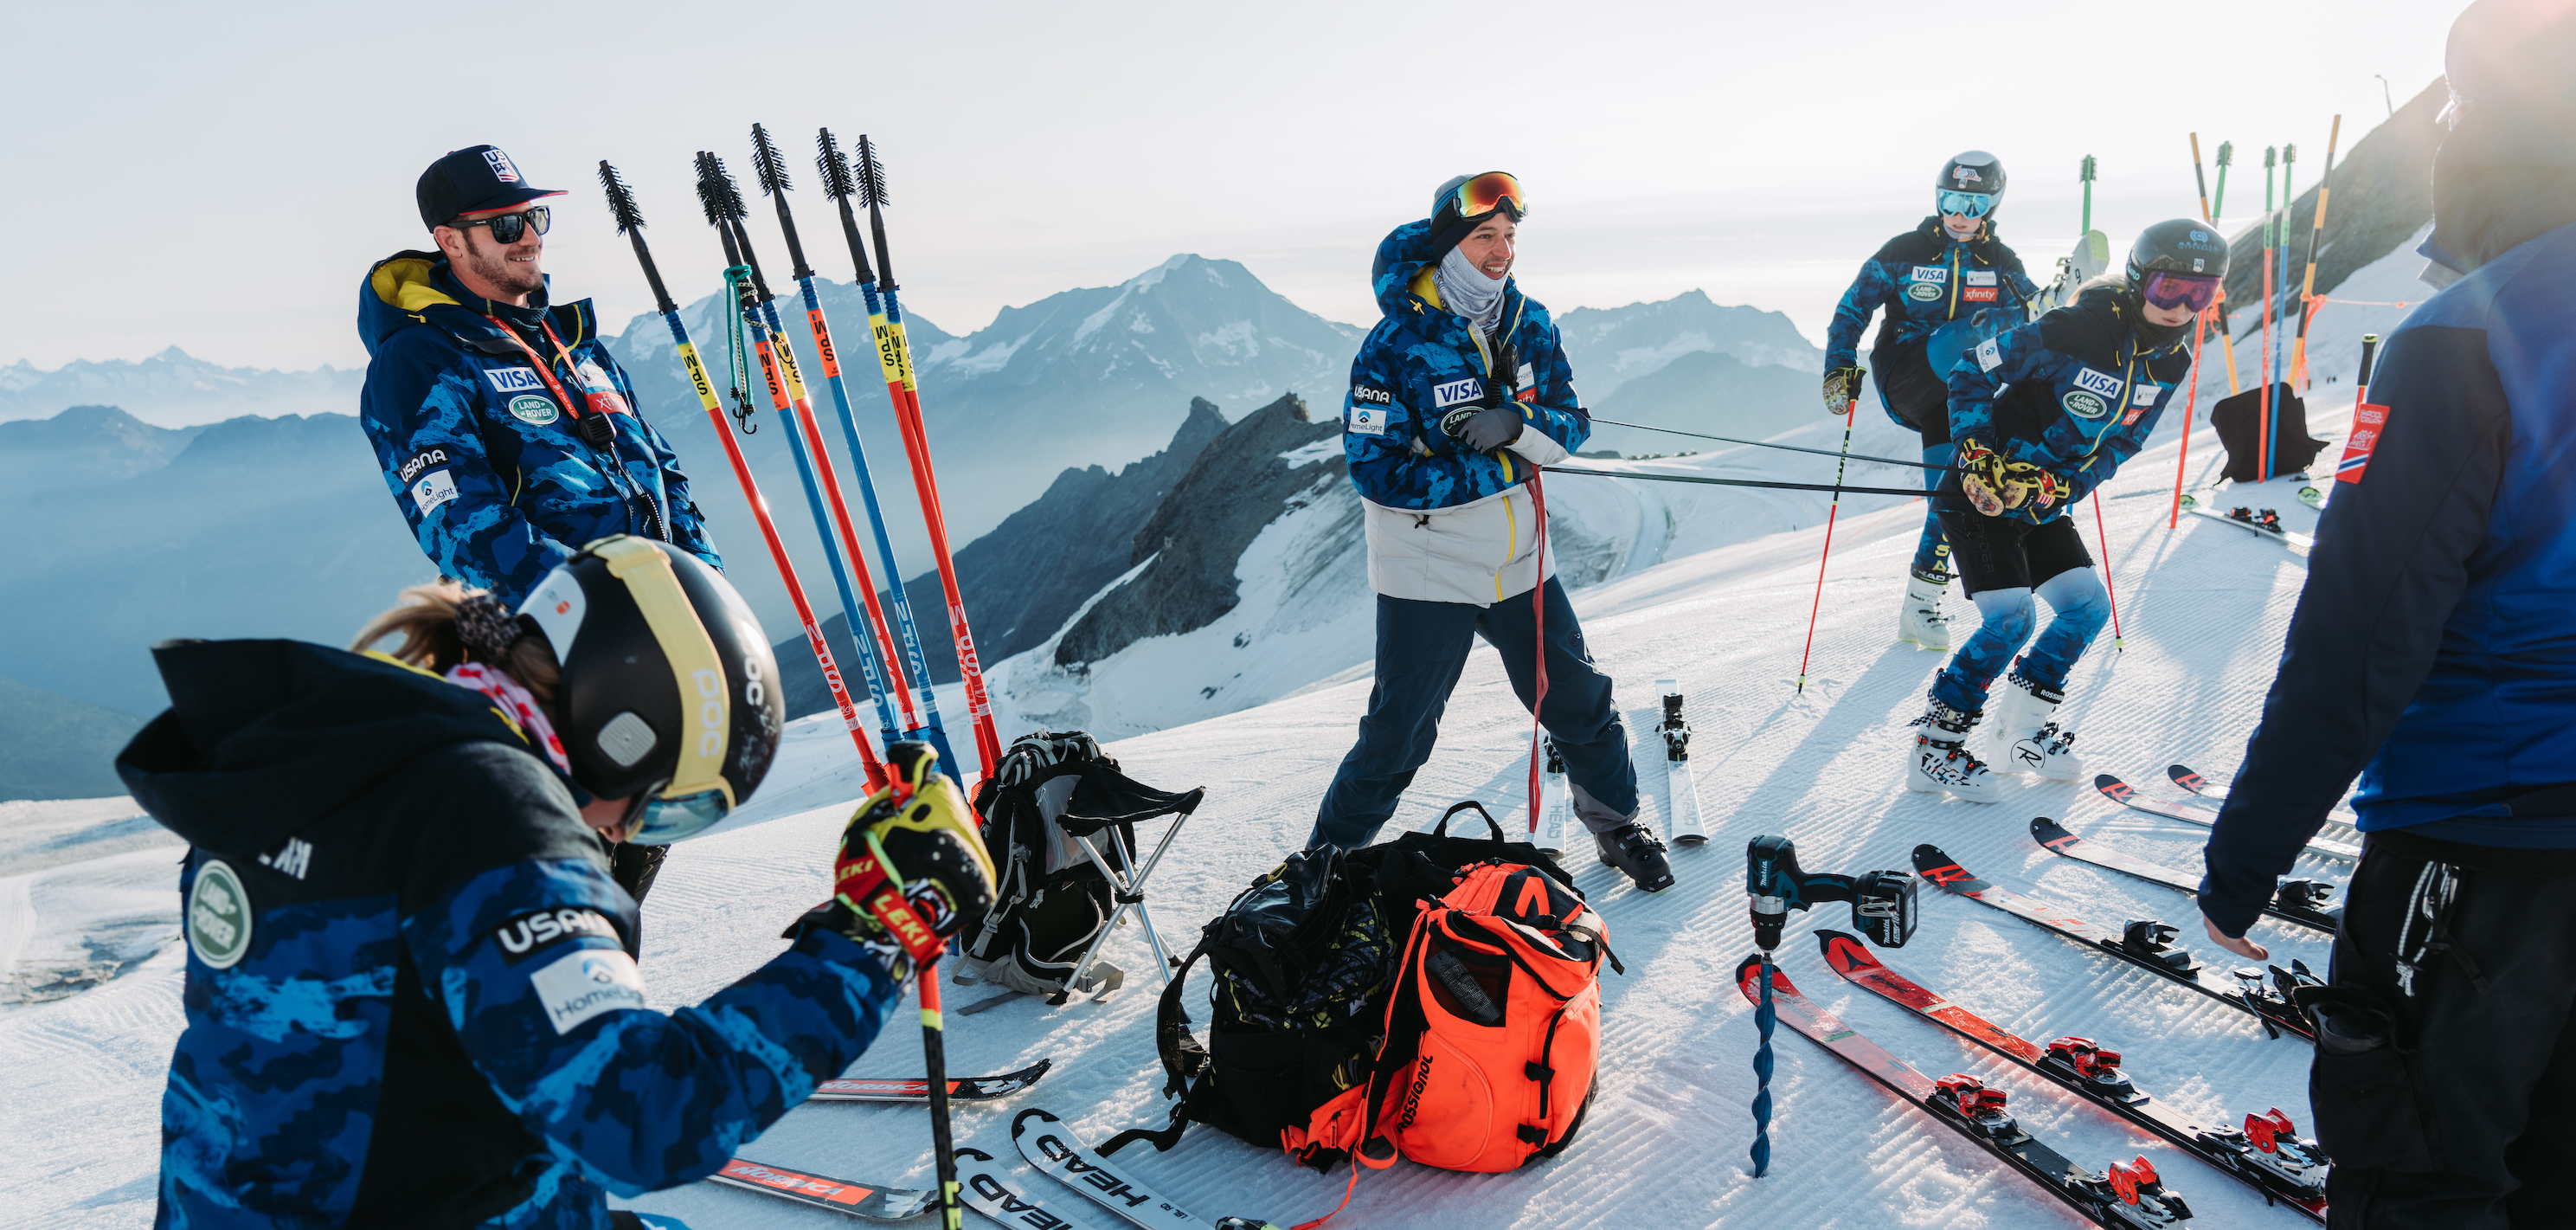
[1751,953,1776,1176]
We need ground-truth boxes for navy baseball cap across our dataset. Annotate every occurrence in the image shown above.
[416,145,565,231]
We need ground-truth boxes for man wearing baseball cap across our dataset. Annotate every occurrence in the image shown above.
[357,145,720,609]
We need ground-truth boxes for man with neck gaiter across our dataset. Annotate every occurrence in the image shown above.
[1310,172,1672,892]
[357,145,719,610]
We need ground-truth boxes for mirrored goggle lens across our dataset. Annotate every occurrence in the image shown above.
[2142,272,2220,313]
[1937,190,1996,218]
[628,785,731,844]
[1455,172,1526,220]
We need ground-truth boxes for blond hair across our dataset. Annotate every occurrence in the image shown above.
[350,580,562,709]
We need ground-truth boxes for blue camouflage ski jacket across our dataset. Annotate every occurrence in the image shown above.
[1342,220,1590,512]
[358,254,718,606]
[121,639,894,1229]
[1826,218,2041,425]
[1941,284,2194,525]
[2201,217,2576,933]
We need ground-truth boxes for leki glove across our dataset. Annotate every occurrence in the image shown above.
[1822,366,1865,415]
[787,741,998,983]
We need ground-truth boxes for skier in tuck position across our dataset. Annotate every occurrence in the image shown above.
[1906,220,2226,801]
[119,537,995,1227]
[1823,151,2041,652]
[1311,171,1673,892]
[2202,3,2576,1220]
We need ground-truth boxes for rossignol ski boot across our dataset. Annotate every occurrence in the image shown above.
[1906,695,2003,802]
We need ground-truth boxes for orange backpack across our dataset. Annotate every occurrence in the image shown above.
[1361,860,1622,1172]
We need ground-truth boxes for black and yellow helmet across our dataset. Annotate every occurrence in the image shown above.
[517,536,783,841]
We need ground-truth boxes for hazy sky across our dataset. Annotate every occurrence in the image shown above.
[1,1,2454,374]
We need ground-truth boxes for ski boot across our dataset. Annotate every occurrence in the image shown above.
[1595,823,1675,892]
[1905,696,2002,802]
[1988,667,2084,781]
[1897,574,1951,651]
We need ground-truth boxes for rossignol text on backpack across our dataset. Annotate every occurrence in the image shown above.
[1362,858,1622,1172]
[964,731,1202,1001]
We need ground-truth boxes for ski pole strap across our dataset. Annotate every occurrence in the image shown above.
[834,831,944,963]
[1540,467,1958,500]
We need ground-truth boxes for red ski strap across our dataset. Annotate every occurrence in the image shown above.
[835,846,942,963]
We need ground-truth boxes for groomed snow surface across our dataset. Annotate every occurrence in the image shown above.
[7,238,2432,1226]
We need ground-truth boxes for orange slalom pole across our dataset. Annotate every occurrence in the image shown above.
[2172,309,2209,529]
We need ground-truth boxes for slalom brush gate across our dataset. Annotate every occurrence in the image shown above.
[597,160,886,791]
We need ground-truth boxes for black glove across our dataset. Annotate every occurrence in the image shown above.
[786,741,998,983]
[1822,367,1865,415]
[1440,402,1523,452]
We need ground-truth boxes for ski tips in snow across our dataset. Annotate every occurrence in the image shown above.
[599,161,646,234]
[707,1157,935,1220]
[816,128,858,201]
[748,122,793,196]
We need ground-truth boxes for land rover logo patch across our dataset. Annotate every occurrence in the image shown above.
[2062,390,2110,420]
[509,395,561,425]
[1907,282,1943,302]
[188,860,253,969]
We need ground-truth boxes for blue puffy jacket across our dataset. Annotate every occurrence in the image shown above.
[2201,216,2576,933]
[1942,284,2194,525]
[1827,217,2042,423]
[358,254,718,606]
[122,640,894,1229]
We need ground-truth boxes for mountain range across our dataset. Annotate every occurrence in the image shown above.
[0,348,363,427]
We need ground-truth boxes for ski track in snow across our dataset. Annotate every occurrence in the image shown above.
[0,246,2433,1223]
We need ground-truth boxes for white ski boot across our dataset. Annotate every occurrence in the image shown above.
[1898,575,1952,651]
[1988,669,2084,780]
[1906,696,2002,802]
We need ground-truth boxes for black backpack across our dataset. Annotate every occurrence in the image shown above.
[964,731,1202,1001]
[1104,802,1575,1170]
[2211,382,2329,482]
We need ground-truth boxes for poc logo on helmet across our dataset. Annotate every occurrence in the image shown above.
[694,667,725,757]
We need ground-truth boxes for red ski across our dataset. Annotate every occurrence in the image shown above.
[808,1058,1053,1103]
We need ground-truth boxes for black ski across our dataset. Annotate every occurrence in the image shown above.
[1911,843,2319,1041]
[707,1157,935,1220]
[2186,505,2313,556]
[2031,817,2340,935]
[1817,932,2329,1220]
[1735,955,2194,1228]
[809,1058,1055,1102]
[2094,775,2360,862]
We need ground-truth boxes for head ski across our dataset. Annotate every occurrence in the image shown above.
[2030,817,2340,934]
[1657,679,1709,845]
[2094,775,2359,861]
[955,1146,1120,1230]
[1815,932,2328,1220]
[1911,843,2318,1040]
[1733,956,2193,1227]
[707,1157,935,1220]
[1011,1108,1278,1230]
[809,1058,1055,1103]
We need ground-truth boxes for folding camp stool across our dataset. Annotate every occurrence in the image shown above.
[1050,774,1204,1002]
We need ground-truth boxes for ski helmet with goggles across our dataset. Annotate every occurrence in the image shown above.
[517,536,784,843]
[1428,171,1526,256]
[1936,151,2006,218]
[2126,218,2231,292]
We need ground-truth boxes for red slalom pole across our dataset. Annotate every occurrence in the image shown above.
[2090,493,2124,653]
[1795,412,1859,693]
[1525,467,1550,832]
[2172,309,2209,529]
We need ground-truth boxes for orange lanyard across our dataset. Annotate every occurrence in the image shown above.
[482,314,622,421]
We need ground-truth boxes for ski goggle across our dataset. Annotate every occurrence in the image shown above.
[1937,190,1996,219]
[2139,271,2221,314]
[450,204,551,243]
[621,782,734,844]
[1449,172,1528,222]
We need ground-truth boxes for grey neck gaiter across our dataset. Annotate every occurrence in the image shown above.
[1434,244,1506,333]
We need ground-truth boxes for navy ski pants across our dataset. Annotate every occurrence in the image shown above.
[1309,576,1637,851]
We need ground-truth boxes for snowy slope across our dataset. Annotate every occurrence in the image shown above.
[1,378,2370,1227]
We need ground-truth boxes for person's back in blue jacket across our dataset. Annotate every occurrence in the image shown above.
[1821,152,2042,657]
[359,146,718,609]
[2200,6,2576,1220]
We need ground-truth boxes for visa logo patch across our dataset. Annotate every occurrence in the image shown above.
[1432,377,1483,409]
[2071,367,2125,398]
[1910,267,1949,285]
[484,366,547,395]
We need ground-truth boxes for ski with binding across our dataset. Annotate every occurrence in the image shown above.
[1011,1108,1277,1230]
[2185,505,2314,556]
[809,1058,1055,1103]
[707,1157,935,1220]
[1733,955,2194,1227]
[2030,818,2340,935]
[1658,679,1708,846]
[2094,775,2360,861]
[1911,843,2319,1040]
[956,1146,1118,1230]
[1815,932,2329,1220]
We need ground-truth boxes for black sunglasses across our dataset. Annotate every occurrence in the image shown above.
[449,205,550,244]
